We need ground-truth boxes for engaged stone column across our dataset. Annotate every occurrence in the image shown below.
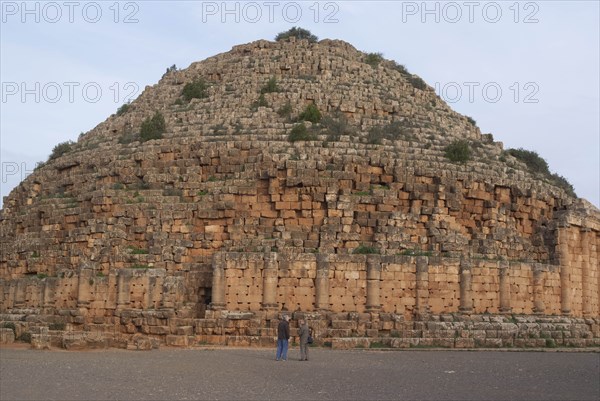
[210,253,226,310]
[262,252,278,310]
[7,281,17,309]
[594,233,600,317]
[532,264,545,314]
[498,261,511,313]
[558,228,571,315]
[581,230,592,317]
[42,278,56,308]
[415,256,430,317]
[315,254,330,311]
[365,255,381,311]
[116,270,130,309]
[77,268,92,307]
[14,279,25,307]
[459,259,473,313]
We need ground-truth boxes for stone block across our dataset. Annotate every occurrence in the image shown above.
[454,338,475,348]
[166,335,189,347]
[0,328,15,344]
[331,337,370,350]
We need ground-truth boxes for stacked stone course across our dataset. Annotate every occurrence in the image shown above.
[1,37,598,349]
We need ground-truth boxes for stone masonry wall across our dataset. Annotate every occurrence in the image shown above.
[212,248,599,318]
[1,38,599,349]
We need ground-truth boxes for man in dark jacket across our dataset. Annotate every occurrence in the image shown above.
[298,319,310,361]
[276,315,290,361]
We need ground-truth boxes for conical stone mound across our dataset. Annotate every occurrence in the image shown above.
[0,36,598,349]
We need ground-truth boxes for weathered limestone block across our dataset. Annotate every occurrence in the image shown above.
[0,327,15,344]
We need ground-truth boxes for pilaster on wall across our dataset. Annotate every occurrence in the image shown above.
[315,254,330,311]
[261,252,278,310]
[415,256,429,318]
[555,200,600,317]
[116,273,130,309]
[78,268,92,307]
[365,256,381,311]
[209,253,226,310]
[532,264,546,314]
[557,227,572,315]
[459,259,473,313]
[498,261,511,313]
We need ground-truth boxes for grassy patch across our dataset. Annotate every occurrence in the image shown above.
[353,244,379,255]
[127,246,148,255]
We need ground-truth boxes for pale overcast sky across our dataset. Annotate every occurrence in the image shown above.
[1,1,599,207]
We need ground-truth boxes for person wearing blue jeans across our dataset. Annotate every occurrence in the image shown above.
[276,315,290,361]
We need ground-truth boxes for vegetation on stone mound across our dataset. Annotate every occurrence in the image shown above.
[393,59,429,90]
[277,101,293,119]
[140,111,166,142]
[466,116,477,126]
[288,123,316,142]
[444,140,472,163]
[260,77,279,94]
[298,103,322,123]
[506,148,576,197]
[391,61,409,75]
[116,102,131,116]
[353,244,380,254]
[507,148,549,174]
[253,94,269,109]
[364,52,384,68]
[408,75,428,91]
[0,322,16,336]
[275,27,318,43]
[321,112,355,141]
[48,140,75,160]
[182,78,208,102]
[366,120,415,144]
[17,332,31,343]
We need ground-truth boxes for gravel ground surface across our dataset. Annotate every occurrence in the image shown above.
[1,346,598,401]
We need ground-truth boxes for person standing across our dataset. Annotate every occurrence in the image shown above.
[298,319,310,361]
[276,315,290,361]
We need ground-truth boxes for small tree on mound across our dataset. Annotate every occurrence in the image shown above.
[364,52,384,68]
[275,27,318,43]
[140,111,166,142]
[288,123,316,142]
[506,148,549,175]
[506,147,576,197]
[444,140,471,163]
[261,77,279,94]
[182,78,207,102]
[116,102,131,116]
[299,103,322,123]
[408,75,427,90]
[48,140,74,160]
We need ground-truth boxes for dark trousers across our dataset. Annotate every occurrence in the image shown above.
[300,342,309,360]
